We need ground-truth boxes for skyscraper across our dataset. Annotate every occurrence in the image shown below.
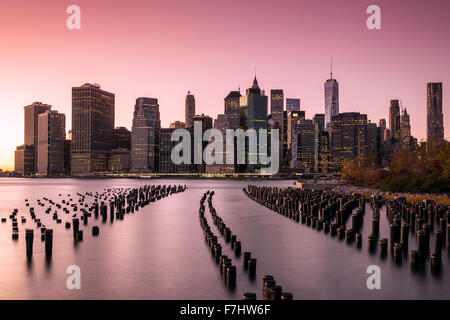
[400,108,411,146]
[324,60,339,132]
[131,97,160,172]
[24,102,52,171]
[71,83,115,174]
[185,91,196,128]
[270,89,284,129]
[331,112,367,170]
[389,100,401,141]
[225,90,241,129]
[239,76,268,172]
[292,119,318,170]
[37,110,66,176]
[240,77,268,131]
[427,82,444,145]
[286,98,300,113]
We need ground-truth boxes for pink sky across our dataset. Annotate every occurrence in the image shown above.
[0,0,449,170]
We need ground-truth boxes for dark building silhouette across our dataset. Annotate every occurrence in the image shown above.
[427,82,444,146]
[224,90,241,129]
[131,97,160,172]
[270,89,284,130]
[159,128,195,173]
[114,127,131,150]
[286,98,300,113]
[71,83,115,174]
[400,108,411,147]
[331,112,367,170]
[37,110,66,176]
[185,91,196,128]
[379,119,387,142]
[239,76,268,173]
[313,114,325,133]
[389,99,401,141]
[292,119,318,170]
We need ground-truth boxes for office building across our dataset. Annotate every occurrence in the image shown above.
[71,83,115,174]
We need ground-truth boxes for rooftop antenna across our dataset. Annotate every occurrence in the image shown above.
[330,56,333,80]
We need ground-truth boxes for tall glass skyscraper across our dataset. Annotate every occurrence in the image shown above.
[131,97,160,172]
[324,66,339,132]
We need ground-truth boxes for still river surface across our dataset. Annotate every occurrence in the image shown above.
[0,178,448,299]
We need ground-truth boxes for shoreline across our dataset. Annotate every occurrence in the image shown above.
[331,184,450,204]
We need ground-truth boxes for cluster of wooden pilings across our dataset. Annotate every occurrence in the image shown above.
[244,185,450,274]
[2,184,187,260]
[199,190,293,300]
[199,191,237,289]
[244,185,364,247]
[384,197,449,272]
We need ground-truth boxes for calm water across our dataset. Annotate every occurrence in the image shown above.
[0,178,448,299]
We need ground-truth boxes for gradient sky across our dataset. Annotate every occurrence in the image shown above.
[0,0,449,170]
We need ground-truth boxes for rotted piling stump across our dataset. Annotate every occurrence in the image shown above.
[234,241,241,256]
[92,226,100,236]
[45,229,53,259]
[72,218,79,239]
[25,229,34,258]
[409,250,419,270]
[379,239,388,256]
[368,234,377,252]
[242,252,251,269]
[430,253,441,273]
[77,230,83,241]
[248,258,257,276]
[227,265,236,287]
[393,243,403,263]
[355,233,362,248]
[281,292,293,300]
[243,293,257,300]
[270,285,282,301]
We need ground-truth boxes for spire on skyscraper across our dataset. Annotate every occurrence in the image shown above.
[330,56,333,80]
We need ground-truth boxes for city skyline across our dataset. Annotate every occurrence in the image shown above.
[1,0,450,170]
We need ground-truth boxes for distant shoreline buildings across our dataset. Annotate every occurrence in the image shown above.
[13,68,445,177]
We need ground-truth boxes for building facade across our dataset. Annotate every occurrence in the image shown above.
[24,102,52,172]
[131,97,160,172]
[331,112,367,170]
[71,83,115,174]
[427,82,444,146]
[389,99,401,141]
[37,110,66,176]
[324,75,339,132]
[14,144,35,176]
[185,91,196,128]
[286,98,300,113]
